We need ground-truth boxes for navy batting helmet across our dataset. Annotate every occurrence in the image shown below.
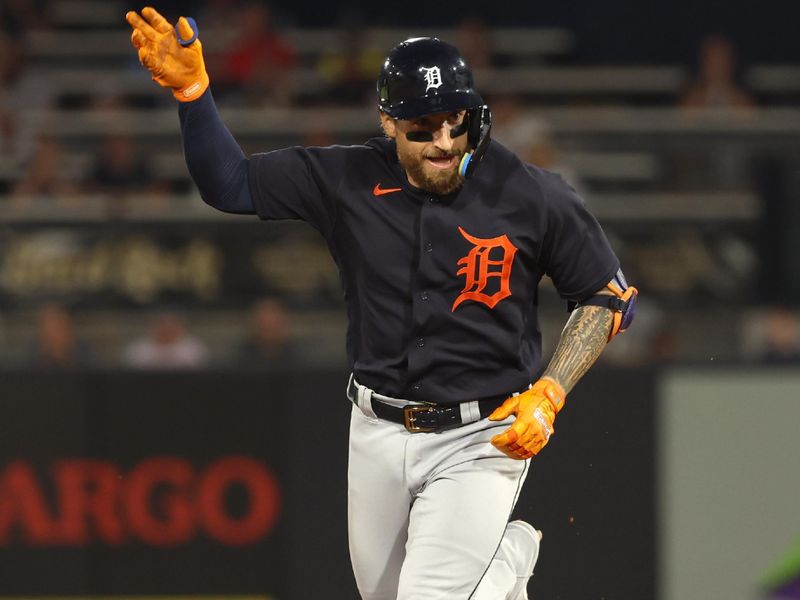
[377,37,484,119]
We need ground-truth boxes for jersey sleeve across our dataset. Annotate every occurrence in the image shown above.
[541,173,620,301]
[247,145,346,238]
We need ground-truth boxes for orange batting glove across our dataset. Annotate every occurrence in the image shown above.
[489,377,566,460]
[125,6,209,102]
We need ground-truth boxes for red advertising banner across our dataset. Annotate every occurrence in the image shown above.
[0,371,299,598]
[0,456,281,547]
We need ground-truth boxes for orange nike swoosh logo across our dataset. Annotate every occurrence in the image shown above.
[373,183,403,196]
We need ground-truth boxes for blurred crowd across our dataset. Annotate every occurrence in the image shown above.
[16,296,300,370]
[1,0,763,207]
[5,298,798,370]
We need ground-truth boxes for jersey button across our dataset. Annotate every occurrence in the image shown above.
[412,383,421,392]
[429,197,437,204]
[425,242,433,253]
[416,337,426,348]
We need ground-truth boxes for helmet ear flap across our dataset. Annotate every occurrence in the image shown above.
[458,105,492,179]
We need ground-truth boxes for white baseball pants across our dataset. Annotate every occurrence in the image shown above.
[347,393,530,600]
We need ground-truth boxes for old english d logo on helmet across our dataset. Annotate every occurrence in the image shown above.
[377,37,484,119]
[452,227,518,311]
[420,66,443,91]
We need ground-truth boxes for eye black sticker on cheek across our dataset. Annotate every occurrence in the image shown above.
[406,131,434,142]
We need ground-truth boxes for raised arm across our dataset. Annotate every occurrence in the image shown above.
[178,91,254,214]
[126,7,254,214]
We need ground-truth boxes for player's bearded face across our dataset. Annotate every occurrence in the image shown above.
[388,111,469,196]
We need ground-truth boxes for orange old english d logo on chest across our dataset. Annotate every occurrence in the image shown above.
[452,227,518,311]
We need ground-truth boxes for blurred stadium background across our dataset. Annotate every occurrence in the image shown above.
[1,0,799,599]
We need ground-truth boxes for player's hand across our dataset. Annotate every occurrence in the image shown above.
[125,6,209,102]
[488,377,566,460]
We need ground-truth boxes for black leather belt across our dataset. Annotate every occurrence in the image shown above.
[347,375,505,433]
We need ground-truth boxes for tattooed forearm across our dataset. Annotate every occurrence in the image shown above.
[542,305,614,394]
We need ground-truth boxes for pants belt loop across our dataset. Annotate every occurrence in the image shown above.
[357,380,378,420]
[459,400,482,424]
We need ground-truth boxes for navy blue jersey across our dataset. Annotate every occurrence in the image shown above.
[248,138,619,405]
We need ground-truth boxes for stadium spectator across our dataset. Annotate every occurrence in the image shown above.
[83,134,171,215]
[11,136,79,202]
[0,33,49,165]
[0,0,45,34]
[123,311,210,369]
[0,106,11,162]
[454,17,495,70]
[199,0,242,29]
[0,36,14,158]
[677,35,756,188]
[302,127,336,148]
[316,22,384,106]
[85,134,158,194]
[27,304,91,369]
[759,307,800,364]
[599,298,674,367]
[491,94,585,194]
[209,2,297,106]
[680,35,755,110]
[234,297,299,368]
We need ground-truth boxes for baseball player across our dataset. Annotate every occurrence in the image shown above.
[126,8,637,599]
